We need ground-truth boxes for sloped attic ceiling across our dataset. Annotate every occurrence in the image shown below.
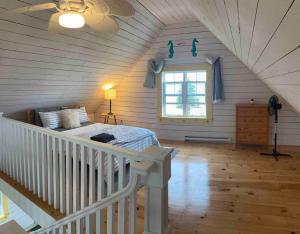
[139,0,300,114]
[0,0,164,119]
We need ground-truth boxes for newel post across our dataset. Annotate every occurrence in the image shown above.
[143,147,173,234]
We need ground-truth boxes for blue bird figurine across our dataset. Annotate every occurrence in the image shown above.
[168,40,174,58]
[191,38,199,57]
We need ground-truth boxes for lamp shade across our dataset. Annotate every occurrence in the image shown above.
[105,89,117,100]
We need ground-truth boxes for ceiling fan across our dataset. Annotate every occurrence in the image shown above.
[3,0,135,33]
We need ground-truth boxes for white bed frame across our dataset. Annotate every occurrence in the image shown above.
[0,116,172,234]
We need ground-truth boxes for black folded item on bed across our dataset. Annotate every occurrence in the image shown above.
[90,133,116,143]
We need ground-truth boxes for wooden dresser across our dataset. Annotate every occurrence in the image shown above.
[236,104,269,145]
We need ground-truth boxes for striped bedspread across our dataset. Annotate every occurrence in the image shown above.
[64,123,160,172]
[64,123,160,150]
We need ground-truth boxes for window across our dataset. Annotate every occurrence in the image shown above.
[158,64,212,123]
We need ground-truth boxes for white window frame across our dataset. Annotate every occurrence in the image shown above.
[158,64,212,123]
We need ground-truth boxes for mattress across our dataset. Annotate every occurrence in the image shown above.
[63,123,160,172]
[63,123,160,151]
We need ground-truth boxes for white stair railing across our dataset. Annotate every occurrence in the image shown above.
[32,161,154,234]
[0,116,173,234]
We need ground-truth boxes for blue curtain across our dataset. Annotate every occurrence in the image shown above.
[144,59,165,88]
[212,57,225,103]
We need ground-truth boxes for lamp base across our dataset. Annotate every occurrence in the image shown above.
[107,112,114,115]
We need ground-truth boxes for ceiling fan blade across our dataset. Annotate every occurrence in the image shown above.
[88,0,109,14]
[4,3,57,14]
[84,10,119,33]
[103,0,135,16]
[48,12,65,33]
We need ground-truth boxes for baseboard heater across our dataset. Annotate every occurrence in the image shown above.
[185,136,232,143]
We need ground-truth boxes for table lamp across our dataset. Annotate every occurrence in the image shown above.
[105,89,116,115]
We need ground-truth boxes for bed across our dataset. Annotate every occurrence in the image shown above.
[27,106,160,152]
[63,122,160,151]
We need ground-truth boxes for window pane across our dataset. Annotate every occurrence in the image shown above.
[165,83,182,95]
[174,73,184,82]
[164,72,184,82]
[188,95,205,103]
[165,104,183,116]
[187,104,207,116]
[187,83,205,95]
[197,71,207,81]
[187,71,207,81]
[186,72,197,81]
[164,73,174,82]
[174,83,182,94]
[166,96,182,103]
[165,83,175,94]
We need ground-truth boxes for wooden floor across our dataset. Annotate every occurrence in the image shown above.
[137,142,300,234]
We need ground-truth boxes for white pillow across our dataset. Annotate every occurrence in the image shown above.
[61,109,81,129]
[39,111,62,129]
[75,107,89,123]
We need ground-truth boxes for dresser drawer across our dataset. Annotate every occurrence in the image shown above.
[237,126,269,134]
[237,116,268,126]
[237,133,269,145]
[237,107,268,117]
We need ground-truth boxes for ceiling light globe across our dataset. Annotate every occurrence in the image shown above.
[59,12,85,29]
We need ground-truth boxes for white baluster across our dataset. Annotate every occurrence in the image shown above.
[80,145,87,233]
[53,137,59,209]
[96,151,105,234]
[118,156,126,234]
[73,143,79,213]
[129,168,136,234]
[36,132,42,198]
[66,141,72,215]
[24,127,28,187]
[67,222,72,234]
[42,134,48,202]
[80,145,87,209]
[107,154,115,234]
[14,125,18,181]
[32,130,37,194]
[59,138,66,213]
[74,145,81,232]
[47,135,53,205]
[88,148,95,233]
[28,130,33,191]
[19,127,23,184]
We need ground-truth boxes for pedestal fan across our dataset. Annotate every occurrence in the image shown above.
[260,95,291,160]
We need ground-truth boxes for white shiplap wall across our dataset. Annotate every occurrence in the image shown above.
[0,0,164,120]
[100,21,300,145]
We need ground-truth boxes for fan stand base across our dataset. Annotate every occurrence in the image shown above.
[260,130,291,161]
[260,151,291,161]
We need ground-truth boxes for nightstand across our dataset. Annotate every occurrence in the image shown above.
[101,113,117,125]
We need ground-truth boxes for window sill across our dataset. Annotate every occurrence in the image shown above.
[158,116,212,124]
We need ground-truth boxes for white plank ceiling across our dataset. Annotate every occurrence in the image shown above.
[139,0,300,115]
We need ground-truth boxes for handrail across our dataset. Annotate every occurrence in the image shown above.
[32,161,153,234]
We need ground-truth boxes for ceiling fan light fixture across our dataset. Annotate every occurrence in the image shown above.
[59,12,85,28]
